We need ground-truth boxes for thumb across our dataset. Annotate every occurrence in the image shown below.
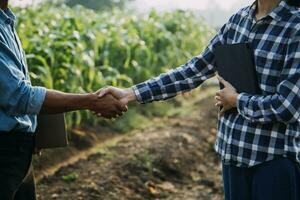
[120,96,129,105]
[217,75,226,85]
[217,75,234,88]
[98,87,111,98]
[219,107,226,117]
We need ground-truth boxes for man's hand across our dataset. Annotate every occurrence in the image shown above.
[215,75,239,116]
[88,94,128,119]
[96,86,137,105]
[39,89,128,119]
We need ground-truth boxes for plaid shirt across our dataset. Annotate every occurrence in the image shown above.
[132,0,300,167]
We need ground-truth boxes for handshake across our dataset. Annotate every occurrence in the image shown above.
[90,87,137,119]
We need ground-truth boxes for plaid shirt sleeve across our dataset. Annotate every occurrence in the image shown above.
[237,29,300,124]
[132,22,230,104]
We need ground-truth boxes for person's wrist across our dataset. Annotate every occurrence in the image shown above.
[124,88,136,103]
[230,92,239,107]
[85,93,98,110]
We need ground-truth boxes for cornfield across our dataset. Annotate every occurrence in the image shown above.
[16,4,214,128]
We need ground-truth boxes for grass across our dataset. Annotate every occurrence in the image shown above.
[62,172,79,183]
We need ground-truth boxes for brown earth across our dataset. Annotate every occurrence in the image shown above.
[36,88,224,200]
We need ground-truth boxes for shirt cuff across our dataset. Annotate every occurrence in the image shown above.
[131,82,154,104]
[237,93,250,116]
[132,85,143,103]
[27,86,47,115]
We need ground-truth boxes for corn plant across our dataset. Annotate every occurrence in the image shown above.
[15,4,214,128]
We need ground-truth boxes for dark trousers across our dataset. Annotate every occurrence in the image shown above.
[222,157,300,200]
[0,132,36,200]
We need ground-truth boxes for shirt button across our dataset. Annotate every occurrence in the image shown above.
[5,18,11,25]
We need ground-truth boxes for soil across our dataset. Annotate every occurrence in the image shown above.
[36,88,224,200]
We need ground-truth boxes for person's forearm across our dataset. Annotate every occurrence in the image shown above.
[237,92,300,124]
[39,89,97,114]
[124,88,137,103]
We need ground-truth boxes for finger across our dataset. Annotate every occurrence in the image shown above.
[97,89,108,98]
[94,88,101,95]
[217,75,230,87]
[216,90,224,98]
[92,111,99,116]
[111,109,122,117]
[216,91,222,97]
[219,108,226,117]
[109,110,120,118]
[217,75,225,83]
[116,113,123,118]
[116,102,128,112]
[98,87,112,98]
[115,108,124,116]
[215,96,222,101]
[94,86,106,95]
[101,108,120,119]
[215,101,223,107]
[100,113,113,119]
[215,100,222,106]
[220,104,233,116]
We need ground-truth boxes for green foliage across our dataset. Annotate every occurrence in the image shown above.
[65,0,131,10]
[62,172,78,182]
[133,150,155,176]
[15,4,214,128]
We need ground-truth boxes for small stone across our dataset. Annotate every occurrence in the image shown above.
[51,193,59,199]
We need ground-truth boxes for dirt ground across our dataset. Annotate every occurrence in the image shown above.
[36,88,224,200]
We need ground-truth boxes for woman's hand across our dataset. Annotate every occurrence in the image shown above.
[96,86,137,105]
[215,75,239,116]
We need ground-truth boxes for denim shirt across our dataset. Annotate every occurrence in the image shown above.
[0,9,46,133]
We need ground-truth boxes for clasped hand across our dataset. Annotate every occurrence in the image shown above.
[215,75,239,116]
[92,75,239,119]
[89,87,136,119]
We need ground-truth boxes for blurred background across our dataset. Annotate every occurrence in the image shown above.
[10,0,252,130]
[10,0,254,199]
[13,0,253,26]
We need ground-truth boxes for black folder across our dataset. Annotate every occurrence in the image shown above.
[215,43,260,94]
[215,43,261,113]
[35,114,68,149]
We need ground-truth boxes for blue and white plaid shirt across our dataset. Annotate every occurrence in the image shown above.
[133,0,300,167]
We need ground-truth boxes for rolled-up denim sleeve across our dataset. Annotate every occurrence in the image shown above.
[23,85,47,115]
[0,45,46,115]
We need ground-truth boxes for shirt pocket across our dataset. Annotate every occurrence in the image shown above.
[254,50,284,93]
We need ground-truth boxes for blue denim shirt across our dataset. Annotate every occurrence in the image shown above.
[0,9,46,133]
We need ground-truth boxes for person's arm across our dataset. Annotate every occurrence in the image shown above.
[0,42,126,119]
[218,29,300,125]
[40,91,94,114]
[98,19,233,103]
[132,24,229,104]
[40,90,126,118]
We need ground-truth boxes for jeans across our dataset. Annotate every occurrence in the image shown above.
[222,157,300,200]
[0,132,36,200]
